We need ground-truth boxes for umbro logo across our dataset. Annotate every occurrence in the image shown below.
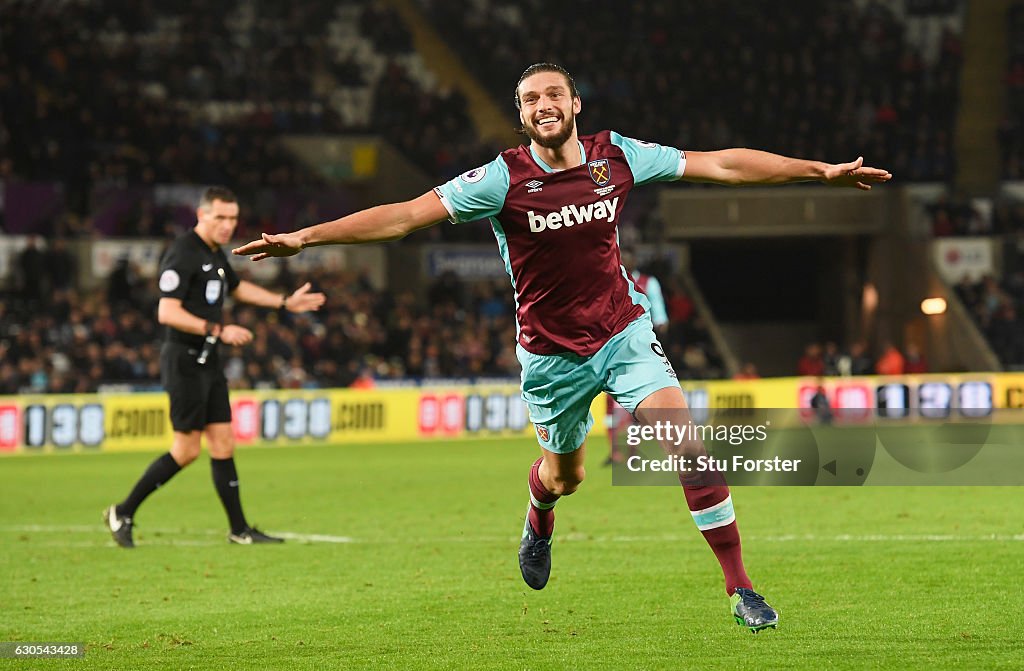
[525,179,544,193]
[202,263,214,272]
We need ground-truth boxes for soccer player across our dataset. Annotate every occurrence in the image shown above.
[103,187,325,548]
[604,247,668,466]
[233,63,890,631]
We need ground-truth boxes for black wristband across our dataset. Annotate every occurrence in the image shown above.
[280,294,288,310]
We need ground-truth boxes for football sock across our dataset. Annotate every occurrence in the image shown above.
[607,426,618,458]
[681,480,753,595]
[116,452,182,518]
[211,457,248,535]
[528,457,559,537]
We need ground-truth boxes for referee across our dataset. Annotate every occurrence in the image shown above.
[104,186,325,547]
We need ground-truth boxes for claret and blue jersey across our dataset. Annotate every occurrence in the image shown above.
[434,131,685,357]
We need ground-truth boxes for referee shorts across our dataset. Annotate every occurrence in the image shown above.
[516,316,679,454]
[160,342,232,432]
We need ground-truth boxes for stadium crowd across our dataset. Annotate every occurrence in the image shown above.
[1001,1,1024,178]
[0,0,492,210]
[794,340,930,377]
[0,251,722,394]
[423,0,962,182]
[955,273,1024,367]
[927,194,1024,236]
[3,0,969,229]
[7,0,1022,386]
[921,193,1023,367]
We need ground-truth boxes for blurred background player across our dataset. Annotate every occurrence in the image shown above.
[103,187,325,548]
[605,246,669,466]
[233,62,889,632]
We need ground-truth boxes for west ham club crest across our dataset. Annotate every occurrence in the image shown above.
[588,158,611,186]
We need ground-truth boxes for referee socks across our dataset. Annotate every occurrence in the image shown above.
[211,457,249,535]
[116,452,182,518]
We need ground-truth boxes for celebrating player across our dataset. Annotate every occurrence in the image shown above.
[104,187,325,548]
[233,63,890,631]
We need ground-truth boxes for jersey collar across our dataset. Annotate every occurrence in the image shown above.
[529,140,586,173]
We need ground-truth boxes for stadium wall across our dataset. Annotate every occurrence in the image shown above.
[2,374,1022,454]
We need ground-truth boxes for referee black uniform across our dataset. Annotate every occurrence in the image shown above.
[104,185,322,548]
[157,230,240,430]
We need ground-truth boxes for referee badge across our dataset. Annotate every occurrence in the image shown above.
[205,279,222,304]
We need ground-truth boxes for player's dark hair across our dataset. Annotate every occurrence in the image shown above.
[514,62,579,110]
[199,186,238,209]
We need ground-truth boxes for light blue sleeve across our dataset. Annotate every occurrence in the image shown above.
[609,131,686,186]
[433,156,511,224]
[644,275,668,327]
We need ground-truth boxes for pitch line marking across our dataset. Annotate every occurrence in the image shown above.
[2,525,1024,544]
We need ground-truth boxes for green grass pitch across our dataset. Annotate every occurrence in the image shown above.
[1,436,1022,670]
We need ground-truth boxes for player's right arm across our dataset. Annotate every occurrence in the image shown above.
[233,158,509,260]
[232,191,449,260]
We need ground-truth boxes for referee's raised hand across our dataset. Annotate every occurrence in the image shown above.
[283,282,326,313]
[233,232,305,261]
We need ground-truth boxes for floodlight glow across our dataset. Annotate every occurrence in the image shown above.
[920,297,947,315]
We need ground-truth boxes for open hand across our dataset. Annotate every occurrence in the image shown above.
[822,157,892,190]
[232,232,305,261]
[285,282,326,313]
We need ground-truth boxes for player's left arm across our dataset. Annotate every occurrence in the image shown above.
[681,151,891,190]
[232,280,326,313]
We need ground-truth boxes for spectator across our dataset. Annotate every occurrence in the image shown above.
[797,343,825,377]
[846,341,874,376]
[904,343,929,374]
[106,257,142,310]
[45,238,77,292]
[733,362,760,380]
[809,379,834,424]
[822,341,841,376]
[875,342,906,375]
[18,237,46,303]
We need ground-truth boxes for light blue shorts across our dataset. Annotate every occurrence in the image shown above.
[516,316,679,454]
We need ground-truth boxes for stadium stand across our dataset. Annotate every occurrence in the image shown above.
[923,191,1023,368]
[0,0,490,205]
[420,0,962,182]
[1001,1,1024,178]
[12,0,1016,386]
[953,271,1024,368]
[0,257,719,392]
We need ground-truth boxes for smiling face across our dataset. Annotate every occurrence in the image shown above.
[516,70,582,150]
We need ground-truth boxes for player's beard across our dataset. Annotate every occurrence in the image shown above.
[525,113,576,149]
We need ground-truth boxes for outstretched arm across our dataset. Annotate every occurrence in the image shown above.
[233,191,448,261]
[232,280,326,313]
[682,151,891,190]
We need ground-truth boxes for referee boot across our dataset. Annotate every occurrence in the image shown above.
[103,505,135,548]
[228,526,285,545]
